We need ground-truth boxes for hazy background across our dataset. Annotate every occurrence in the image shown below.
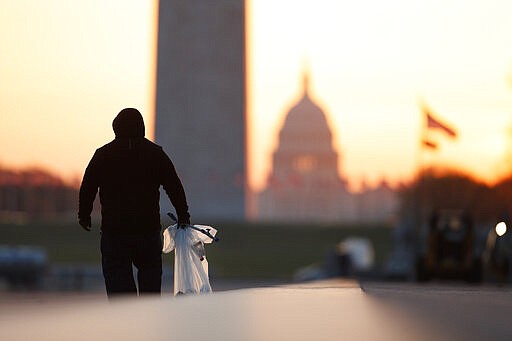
[1,0,512,191]
[1,0,512,288]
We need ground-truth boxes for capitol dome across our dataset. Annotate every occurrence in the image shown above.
[257,70,398,223]
[272,72,341,179]
[258,71,354,222]
[278,74,335,155]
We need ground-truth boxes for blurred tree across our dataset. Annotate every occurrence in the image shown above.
[492,176,512,220]
[398,168,498,230]
[0,167,78,223]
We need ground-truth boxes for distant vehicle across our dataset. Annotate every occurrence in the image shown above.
[0,246,48,288]
[336,237,375,275]
[415,209,482,282]
[483,221,512,283]
[294,237,375,282]
[324,237,375,278]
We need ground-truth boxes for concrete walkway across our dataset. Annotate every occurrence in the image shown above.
[0,280,510,340]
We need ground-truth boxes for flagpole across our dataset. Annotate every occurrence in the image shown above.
[416,101,438,239]
[416,101,458,231]
[415,100,427,230]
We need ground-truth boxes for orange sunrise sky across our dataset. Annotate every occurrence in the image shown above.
[1,0,512,192]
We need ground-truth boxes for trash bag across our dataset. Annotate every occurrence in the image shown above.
[162,224,218,296]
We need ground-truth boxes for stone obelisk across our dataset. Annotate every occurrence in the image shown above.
[155,0,246,221]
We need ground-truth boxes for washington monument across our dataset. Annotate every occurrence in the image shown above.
[155,0,247,221]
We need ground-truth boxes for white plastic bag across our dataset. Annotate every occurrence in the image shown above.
[162,224,217,296]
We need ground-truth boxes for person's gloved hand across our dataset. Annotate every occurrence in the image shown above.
[79,216,92,232]
[178,216,190,229]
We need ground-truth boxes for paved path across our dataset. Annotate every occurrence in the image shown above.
[0,280,511,340]
[362,282,512,340]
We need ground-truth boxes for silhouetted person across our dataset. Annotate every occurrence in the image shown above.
[78,108,190,298]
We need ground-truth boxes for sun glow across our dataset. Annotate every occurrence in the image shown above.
[248,0,512,191]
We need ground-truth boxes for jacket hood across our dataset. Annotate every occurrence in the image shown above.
[112,108,145,138]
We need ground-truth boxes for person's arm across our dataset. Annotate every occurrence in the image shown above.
[160,149,190,225]
[78,151,100,231]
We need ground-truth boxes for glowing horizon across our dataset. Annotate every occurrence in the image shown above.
[247,0,512,192]
[1,0,512,193]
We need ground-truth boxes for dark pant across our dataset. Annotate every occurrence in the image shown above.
[100,230,162,298]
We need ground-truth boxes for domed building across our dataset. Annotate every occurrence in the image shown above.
[258,72,357,222]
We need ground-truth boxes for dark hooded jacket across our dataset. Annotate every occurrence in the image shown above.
[78,108,190,234]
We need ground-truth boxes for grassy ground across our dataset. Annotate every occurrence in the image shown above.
[0,221,393,280]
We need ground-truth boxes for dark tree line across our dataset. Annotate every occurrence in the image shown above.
[399,167,512,229]
[0,167,79,222]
